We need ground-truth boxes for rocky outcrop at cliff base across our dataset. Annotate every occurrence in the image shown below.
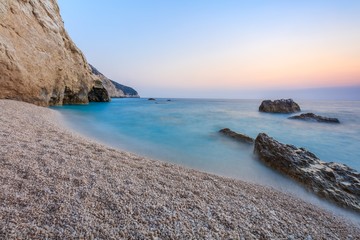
[88,80,110,102]
[254,133,360,212]
[0,0,108,106]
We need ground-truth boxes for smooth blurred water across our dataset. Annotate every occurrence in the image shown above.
[52,98,360,222]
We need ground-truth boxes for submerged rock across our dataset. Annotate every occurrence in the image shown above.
[289,113,340,123]
[254,133,360,212]
[259,99,301,113]
[219,128,254,144]
[148,98,156,101]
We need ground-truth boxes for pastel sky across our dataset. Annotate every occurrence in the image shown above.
[58,0,360,99]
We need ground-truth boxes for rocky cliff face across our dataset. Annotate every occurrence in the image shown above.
[0,0,108,106]
[90,64,139,98]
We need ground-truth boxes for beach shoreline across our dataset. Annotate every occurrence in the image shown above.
[0,99,359,239]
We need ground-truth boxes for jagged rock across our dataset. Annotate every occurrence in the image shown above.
[219,128,254,144]
[254,133,360,212]
[259,99,301,113]
[89,64,139,98]
[148,98,156,101]
[289,113,340,123]
[0,0,106,106]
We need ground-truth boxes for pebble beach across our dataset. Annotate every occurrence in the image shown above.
[0,99,359,239]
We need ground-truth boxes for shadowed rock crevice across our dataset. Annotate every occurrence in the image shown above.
[88,87,110,102]
[87,81,110,102]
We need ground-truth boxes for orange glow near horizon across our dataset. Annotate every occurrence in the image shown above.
[138,41,360,89]
[114,25,360,91]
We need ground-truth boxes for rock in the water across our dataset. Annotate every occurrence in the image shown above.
[289,113,340,123]
[90,64,139,98]
[0,0,106,106]
[254,133,360,212]
[219,128,254,144]
[148,98,156,101]
[259,99,301,113]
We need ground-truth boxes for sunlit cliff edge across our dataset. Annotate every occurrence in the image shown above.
[0,0,137,106]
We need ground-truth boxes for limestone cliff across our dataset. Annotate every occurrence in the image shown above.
[90,64,139,98]
[0,0,109,106]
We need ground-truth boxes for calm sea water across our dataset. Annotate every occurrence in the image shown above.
[53,98,360,221]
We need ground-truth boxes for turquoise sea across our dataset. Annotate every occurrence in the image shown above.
[53,98,360,221]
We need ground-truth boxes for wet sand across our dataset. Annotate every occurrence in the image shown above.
[0,100,359,239]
